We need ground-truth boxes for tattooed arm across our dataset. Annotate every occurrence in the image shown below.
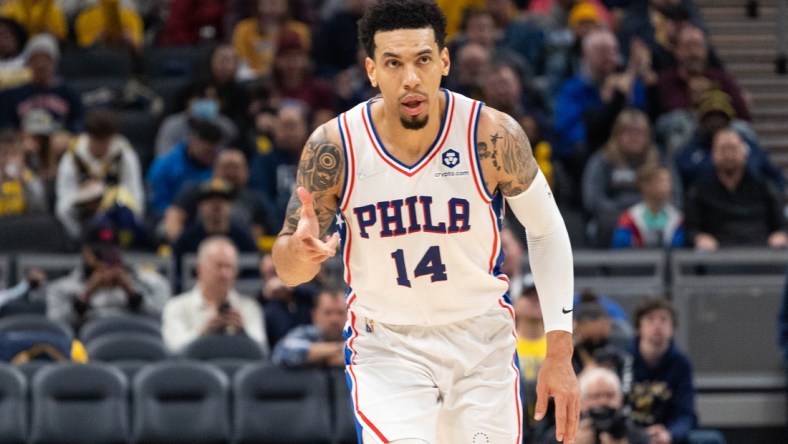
[272,121,345,286]
[476,109,539,197]
[477,108,579,443]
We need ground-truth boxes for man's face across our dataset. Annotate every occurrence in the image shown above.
[197,242,238,294]
[676,27,708,75]
[313,293,347,341]
[214,151,248,188]
[273,107,308,152]
[465,14,496,48]
[198,197,232,229]
[584,33,619,80]
[483,66,521,111]
[638,308,674,348]
[365,28,450,131]
[582,378,623,412]
[26,52,56,84]
[712,131,747,175]
[189,136,219,166]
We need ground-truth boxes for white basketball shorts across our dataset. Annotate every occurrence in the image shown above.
[343,295,523,444]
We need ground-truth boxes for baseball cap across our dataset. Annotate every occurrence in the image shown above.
[24,33,59,62]
[568,2,601,29]
[198,178,236,202]
[697,89,736,120]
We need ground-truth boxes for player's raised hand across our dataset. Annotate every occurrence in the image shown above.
[293,187,339,263]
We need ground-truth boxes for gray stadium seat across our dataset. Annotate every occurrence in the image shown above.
[80,314,162,344]
[330,367,359,444]
[86,333,169,380]
[0,214,70,252]
[233,363,332,444]
[0,364,27,444]
[182,334,267,378]
[59,47,134,79]
[0,314,73,339]
[29,363,129,444]
[132,361,230,444]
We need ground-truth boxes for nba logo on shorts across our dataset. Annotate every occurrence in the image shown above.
[442,149,460,168]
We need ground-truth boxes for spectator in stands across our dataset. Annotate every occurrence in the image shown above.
[544,366,649,444]
[444,42,491,100]
[158,0,230,46]
[0,33,83,133]
[0,129,46,216]
[232,0,310,81]
[612,164,685,249]
[0,17,30,92]
[270,29,337,127]
[481,61,550,134]
[0,266,46,316]
[435,0,485,41]
[272,287,346,368]
[19,108,71,209]
[514,276,547,441]
[313,0,372,78]
[628,297,697,444]
[581,108,669,248]
[74,0,144,52]
[185,44,249,133]
[249,100,309,232]
[333,45,380,113]
[572,294,634,390]
[672,89,783,192]
[46,221,170,332]
[500,226,528,298]
[657,25,751,121]
[162,148,274,245]
[155,80,238,157]
[554,28,657,196]
[162,235,267,354]
[55,109,145,240]
[0,0,67,40]
[684,128,788,250]
[147,119,222,216]
[542,1,605,100]
[258,253,317,348]
[171,178,258,291]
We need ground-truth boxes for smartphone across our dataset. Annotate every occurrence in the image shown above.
[218,301,231,313]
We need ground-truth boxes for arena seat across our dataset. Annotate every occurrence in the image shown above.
[0,364,27,444]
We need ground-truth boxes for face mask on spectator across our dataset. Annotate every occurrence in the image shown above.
[190,98,219,121]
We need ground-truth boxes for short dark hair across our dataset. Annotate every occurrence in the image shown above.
[191,120,223,143]
[84,109,118,139]
[357,0,447,58]
[634,297,677,330]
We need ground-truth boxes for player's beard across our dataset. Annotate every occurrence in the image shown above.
[400,114,429,130]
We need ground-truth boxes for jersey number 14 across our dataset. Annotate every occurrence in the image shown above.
[390,245,448,287]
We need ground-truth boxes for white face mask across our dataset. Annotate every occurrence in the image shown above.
[190,98,220,120]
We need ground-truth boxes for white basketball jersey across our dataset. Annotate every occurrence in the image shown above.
[335,89,509,325]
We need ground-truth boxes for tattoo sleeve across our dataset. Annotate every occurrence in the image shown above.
[280,126,344,238]
[481,113,538,196]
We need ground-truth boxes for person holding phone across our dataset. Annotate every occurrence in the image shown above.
[162,235,268,354]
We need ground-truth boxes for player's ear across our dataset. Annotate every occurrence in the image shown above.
[365,56,378,88]
[440,47,450,77]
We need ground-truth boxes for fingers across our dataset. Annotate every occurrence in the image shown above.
[563,394,580,443]
[297,187,316,219]
[554,395,567,442]
[534,379,548,421]
[324,232,340,250]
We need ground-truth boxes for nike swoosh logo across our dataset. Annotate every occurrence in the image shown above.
[562,307,573,314]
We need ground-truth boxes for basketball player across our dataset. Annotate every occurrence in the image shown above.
[272,1,579,442]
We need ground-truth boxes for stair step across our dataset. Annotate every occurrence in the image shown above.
[749,92,788,107]
[753,122,788,137]
[717,48,776,63]
[697,0,777,6]
[760,136,788,151]
[707,21,776,35]
[710,33,777,48]
[728,62,778,76]
[739,77,788,93]
[702,6,777,20]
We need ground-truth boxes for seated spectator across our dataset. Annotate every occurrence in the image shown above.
[582,108,668,247]
[572,293,634,390]
[481,61,550,134]
[313,0,370,78]
[55,109,144,240]
[147,119,222,216]
[158,0,230,46]
[249,101,309,232]
[657,25,751,121]
[554,28,657,196]
[163,148,274,245]
[487,0,547,78]
[232,0,310,81]
[270,29,337,127]
[0,129,46,216]
[46,221,170,332]
[0,17,31,91]
[74,0,144,52]
[0,0,67,40]
[612,164,685,249]
[500,226,528,298]
[684,128,788,250]
[443,42,491,100]
[672,89,783,192]
[258,253,317,348]
[162,235,267,354]
[20,107,73,203]
[0,266,46,315]
[155,80,238,157]
[0,33,83,133]
[272,287,346,368]
[628,297,697,444]
[542,366,648,444]
[172,178,258,290]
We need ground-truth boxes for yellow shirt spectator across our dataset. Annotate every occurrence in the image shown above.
[0,0,67,40]
[74,0,144,50]
[232,18,310,80]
